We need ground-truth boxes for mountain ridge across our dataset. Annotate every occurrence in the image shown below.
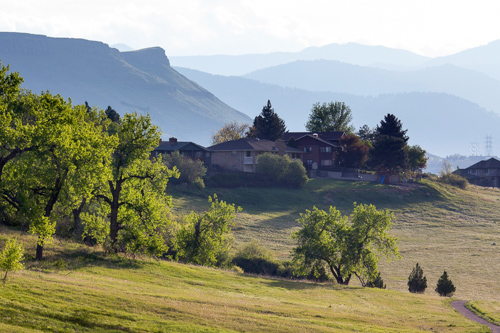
[0,32,250,145]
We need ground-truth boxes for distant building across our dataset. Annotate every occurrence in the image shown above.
[454,157,500,188]
[153,137,210,165]
[208,138,303,173]
[283,132,346,170]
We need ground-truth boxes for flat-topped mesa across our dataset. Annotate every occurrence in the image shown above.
[121,47,170,68]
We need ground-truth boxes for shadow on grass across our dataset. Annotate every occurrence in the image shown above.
[0,302,136,332]
[26,247,144,272]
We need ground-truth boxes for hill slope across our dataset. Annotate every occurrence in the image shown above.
[0,32,250,145]
[0,226,488,332]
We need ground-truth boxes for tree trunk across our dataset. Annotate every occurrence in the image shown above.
[36,242,43,261]
[108,180,122,251]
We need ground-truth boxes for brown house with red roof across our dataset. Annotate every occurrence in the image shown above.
[283,132,346,170]
[208,138,303,173]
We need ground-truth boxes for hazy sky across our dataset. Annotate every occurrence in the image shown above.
[2,0,500,57]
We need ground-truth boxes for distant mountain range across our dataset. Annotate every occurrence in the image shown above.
[2,32,500,159]
[0,32,250,145]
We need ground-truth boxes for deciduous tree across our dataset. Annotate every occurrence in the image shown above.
[306,101,355,133]
[176,195,240,267]
[211,121,248,145]
[292,203,399,285]
[0,238,24,283]
[337,134,370,169]
[94,112,178,254]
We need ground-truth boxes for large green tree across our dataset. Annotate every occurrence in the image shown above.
[94,112,178,254]
[292,203,399,285]
[2,92,115,260]
[305,101,355,133]
[249,100,286,140]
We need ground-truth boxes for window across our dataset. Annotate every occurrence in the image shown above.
[485,169,489,175]
[195,151,203,158]
[231,151,237,156]
[246,151,251,157]
[469,169,477,174]
[325,147,332,153]
[306,159,313,165]
[320,147,325,153]
[321,160,333,166]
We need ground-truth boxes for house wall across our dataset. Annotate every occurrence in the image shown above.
[295,136,336,169]
[210,151,259,172]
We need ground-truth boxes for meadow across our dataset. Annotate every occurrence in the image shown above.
[0,178,499,332]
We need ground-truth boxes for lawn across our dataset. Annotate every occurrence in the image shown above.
[0,238,491,332]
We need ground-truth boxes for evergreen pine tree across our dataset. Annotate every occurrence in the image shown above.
[408,263,427,293]
[252,100,286,141]
[435,271,456,296]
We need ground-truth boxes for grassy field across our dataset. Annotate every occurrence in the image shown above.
[170,179,500,303]
[1,178,499,331]
[0,230,492,332]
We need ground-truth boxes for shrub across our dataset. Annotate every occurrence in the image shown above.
[0,238,24,283]
[438,173,468,189]
[408,263,427,293]
[366,272,386,289]
[435,271,456,296]
[256,153,308,188]
[163,151,206,188]
[232,241,280,275]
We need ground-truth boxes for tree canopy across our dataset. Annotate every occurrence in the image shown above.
[249,100,286,141]
[306,101,355,133]
[292,203,399,285]
[337,134,370,169]
[211,121,248,145]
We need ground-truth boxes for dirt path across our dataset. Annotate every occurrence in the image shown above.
[451,300,500,333]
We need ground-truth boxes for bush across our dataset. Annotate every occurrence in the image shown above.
[366,272,386,289]
[256,153,308,188]
[232,241,280,275]
[435,271,456,296]
[408,263,427,293]
[438,173,468,189]
[163,151,206,188]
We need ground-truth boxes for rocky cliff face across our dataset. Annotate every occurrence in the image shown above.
[0,32,250,145]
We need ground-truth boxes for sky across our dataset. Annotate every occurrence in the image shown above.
[2,0,500,57]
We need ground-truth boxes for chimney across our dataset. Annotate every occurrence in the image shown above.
[159,138,162,145]
[169,137,177,145]
[276,139,285,156]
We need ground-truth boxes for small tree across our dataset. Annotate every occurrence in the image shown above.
[435,271,456,296]
[408,263,427,293]
[211,121,249,145]
[176,195,241,267]
[0,238,24,283]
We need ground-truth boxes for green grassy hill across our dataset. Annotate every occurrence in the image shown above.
[0,230,490,332]
[171,179,500,302]
[0,178,498,332]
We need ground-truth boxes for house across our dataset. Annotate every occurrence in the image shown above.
[153,137,210,165]
[208,138,303,173]
[283,132,346,170]
[454,157,500,188]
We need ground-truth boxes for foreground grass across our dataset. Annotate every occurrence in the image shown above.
[0,240,491,332]
[170,179,500,306]
[468,301,500,326]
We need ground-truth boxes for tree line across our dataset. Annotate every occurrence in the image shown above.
[213,100,427,177]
